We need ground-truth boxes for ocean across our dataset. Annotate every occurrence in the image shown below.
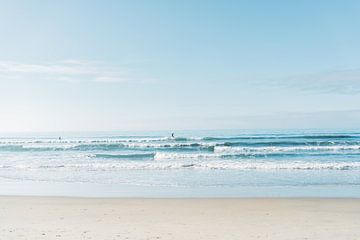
[1,129,360,197]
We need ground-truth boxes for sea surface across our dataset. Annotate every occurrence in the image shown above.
[0,129,360,197]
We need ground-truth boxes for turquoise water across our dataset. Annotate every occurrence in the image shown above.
[0,129,360,197]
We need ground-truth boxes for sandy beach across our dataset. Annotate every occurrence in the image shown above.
[1,197,359,240]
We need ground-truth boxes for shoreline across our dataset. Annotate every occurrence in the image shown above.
[1,197,360,240]
[2,179,360,198]
[2,195,360,199]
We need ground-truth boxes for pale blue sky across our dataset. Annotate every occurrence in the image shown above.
[1,0,360,132]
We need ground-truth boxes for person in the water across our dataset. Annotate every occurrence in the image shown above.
[171,133,175,138]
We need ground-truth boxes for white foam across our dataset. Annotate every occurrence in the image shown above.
[214,145,360,154]
[3,161,360,171]
[154,152,218,160]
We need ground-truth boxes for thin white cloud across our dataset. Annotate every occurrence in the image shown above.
[0,60,145,83]
[266,68,360,94]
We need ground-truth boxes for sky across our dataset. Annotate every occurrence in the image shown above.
[0,0,360,132]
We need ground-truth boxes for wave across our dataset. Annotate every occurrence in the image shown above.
[2,143,360,160]
[0,142,215,152]
[154,152,360,160]
[1,133,360,161]
[94,153,155,160]
[89,151,296,161]
[153,152,308,160]
[3,161,360,171]
[295,135,357,139]
[122,142,215,151]
[214,146,360,154]
[202,134,359,141]
[70,144,123,151]
[0,144,125,152]
[2,144,360,160]
[220,140,360,147]
[0,145,67,152]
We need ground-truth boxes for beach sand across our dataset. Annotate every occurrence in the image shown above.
[1,197,359,240]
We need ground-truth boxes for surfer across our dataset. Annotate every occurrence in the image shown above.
[171,133,175,138]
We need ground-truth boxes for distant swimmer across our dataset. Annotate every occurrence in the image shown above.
[58,136,62,141]
[171,133,175,138]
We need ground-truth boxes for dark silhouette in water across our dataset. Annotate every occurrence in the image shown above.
[171,133,175,138]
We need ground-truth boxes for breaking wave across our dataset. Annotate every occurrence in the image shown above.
[2,161,360,171]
